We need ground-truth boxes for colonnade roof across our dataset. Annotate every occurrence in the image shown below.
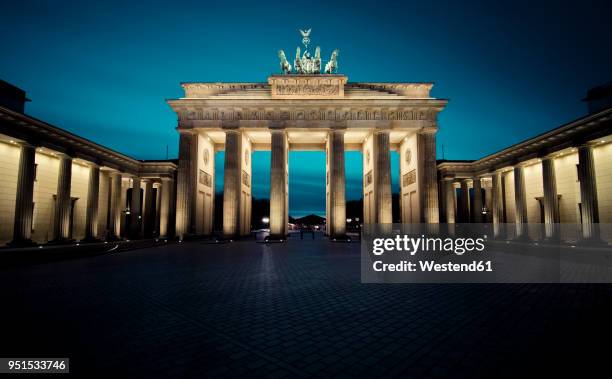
[0,105,176,177]
[438,107,612,178]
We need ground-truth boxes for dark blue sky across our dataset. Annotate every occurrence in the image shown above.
[1,0,610,216]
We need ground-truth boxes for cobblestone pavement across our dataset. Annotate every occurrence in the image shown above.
[1,238,611,378]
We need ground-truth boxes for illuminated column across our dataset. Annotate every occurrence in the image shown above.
[541,156,560,239]
[514,164,528,238]
[84,163,100,240]
[491,172,503,225]
[53,153,73,241]
[223,128,242,238]
[142,179,154,237]
[154,182,162,236]
[10,142,36,246]
[418,129,439,223]
[327,129,346,237]
[175,130,194,239]
[578,144,600,240]
[459,179,470,223]
[269,128,288,238]
[109,172,122,239]
[159,177,174,238]
[374,130,392,223]
[444,179,456,223]
[472,177,483,223]
[129,177,142,238]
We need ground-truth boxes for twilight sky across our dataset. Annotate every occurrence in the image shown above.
[1,0,611,216]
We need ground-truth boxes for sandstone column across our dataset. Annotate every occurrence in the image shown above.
[269,128,288,239]
[154,183,162,236]
[175,130,194,239]
[541,156,560,239]
[129,177,142,238]
[10,142,36,246]
[514,164,528,239]
[159,177,174,238]
[459,179,470,223]
[53,153,73,242]
[491,172,504,237]
[84,163,100,240]
[327,129,346,237]
[223,129,242,238]
[418,129,439,223]
[109,172,122,239]
[141,179,154,237]
[578,144,600,240]
[444,179,456,223]
[472,177,483,223]
[491,172,503,224]
[374,130,392,223]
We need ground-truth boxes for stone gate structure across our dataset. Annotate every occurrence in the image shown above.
[167,75,447,239]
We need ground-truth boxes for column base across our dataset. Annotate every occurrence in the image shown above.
[512,235,532,243]
[47,238,76,245]
[577,237,608,247]
[106,235,124,242]
[7,239,38,248]
[264,235,286,243]
[330,234,352,242]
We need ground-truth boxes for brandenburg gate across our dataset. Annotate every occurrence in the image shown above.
[167,30,447,240]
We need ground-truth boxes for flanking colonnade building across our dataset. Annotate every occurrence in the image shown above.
[0,80,177,246]
[439,85,612,242]
[0,76,611,246]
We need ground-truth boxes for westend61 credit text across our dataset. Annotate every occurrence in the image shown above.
[370,235,493,273]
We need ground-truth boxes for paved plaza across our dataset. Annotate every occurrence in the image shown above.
[1,237,611,377]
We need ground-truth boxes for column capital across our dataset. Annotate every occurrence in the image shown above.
[178,128,197,135]
[373,128,391,135]
[55,151,73,159]
[577,142,594,150]
[512,160,529,168]
[418,126,437,135]
[221,120,240,129]
[267,120,287,129]
[330,120,347,129]
[14,140,37,148]
[269,127,287,134]
[160,176,174,182]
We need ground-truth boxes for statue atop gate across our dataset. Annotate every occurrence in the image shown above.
[278,29,339,75]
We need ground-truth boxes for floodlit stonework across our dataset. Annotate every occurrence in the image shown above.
[438,105,612,242]
[0,72,610,245]
[167,74,446,239]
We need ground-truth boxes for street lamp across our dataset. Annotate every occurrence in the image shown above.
[262,217,270,224]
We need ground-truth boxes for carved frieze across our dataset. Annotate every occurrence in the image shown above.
[177,106,437,122]
[268,75,348,99]
[182,83,266,98]
[199,170,212,187]
[402,170,416,187]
